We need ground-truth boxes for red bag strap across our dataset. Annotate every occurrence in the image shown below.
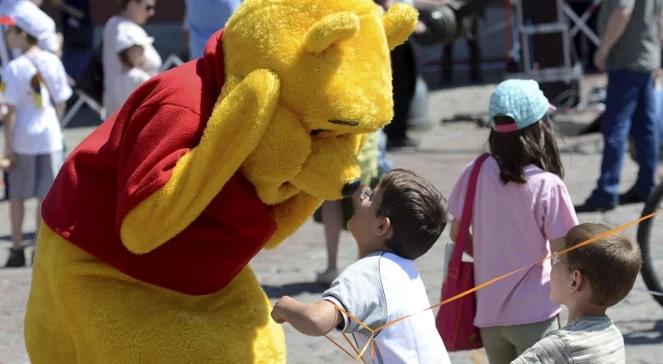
[450,153,490,268]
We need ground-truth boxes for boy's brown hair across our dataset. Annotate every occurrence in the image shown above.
[564,223,642,306]
[376,169,447,260]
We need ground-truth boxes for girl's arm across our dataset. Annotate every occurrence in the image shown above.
[450,218,473,256]
[271,296,341,336]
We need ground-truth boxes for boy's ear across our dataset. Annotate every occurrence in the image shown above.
[375,216,393,239]
[571,270,583,292]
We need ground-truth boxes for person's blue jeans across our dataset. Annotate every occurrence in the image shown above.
[590,69,659,205]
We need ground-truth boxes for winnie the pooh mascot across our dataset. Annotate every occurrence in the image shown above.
[24,0,417,362]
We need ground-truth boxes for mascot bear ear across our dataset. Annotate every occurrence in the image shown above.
[383,3,418,50]
[304,11,360,54]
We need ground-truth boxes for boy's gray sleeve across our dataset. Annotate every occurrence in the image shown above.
[511,334,572,364]
[321,257,388,333]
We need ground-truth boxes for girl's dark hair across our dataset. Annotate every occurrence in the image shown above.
[488,115,563,184]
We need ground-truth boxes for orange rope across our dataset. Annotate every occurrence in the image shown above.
[341,332,361,357]
[324,334,359,361]
[323,210,659,362]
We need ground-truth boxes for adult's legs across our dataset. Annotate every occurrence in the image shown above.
[441,42,453,84]
[5,198,26,267]
[467,18,482,83]
[34,151,64,243]
[579,70,641,209]
[317,200,342,283]
[385,41,417,149]
[10,198,24,249]
[5,153,39,266]
[629,75,659,199]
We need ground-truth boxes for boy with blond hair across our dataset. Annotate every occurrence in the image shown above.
[512,223,642,364]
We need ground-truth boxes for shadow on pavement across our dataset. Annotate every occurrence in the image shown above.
[623,319,663,345]
[262,282,328,298]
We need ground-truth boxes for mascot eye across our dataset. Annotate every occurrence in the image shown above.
[310,129,329,136]
[329,119,359,126]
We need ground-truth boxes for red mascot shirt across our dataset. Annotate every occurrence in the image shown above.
[41,30,276,295]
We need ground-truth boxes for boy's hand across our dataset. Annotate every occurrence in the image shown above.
[271,295,296,324]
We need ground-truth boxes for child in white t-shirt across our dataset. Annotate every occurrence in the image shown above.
[0,6,72,267]
[111,29,152,113]
[271,169,451,364]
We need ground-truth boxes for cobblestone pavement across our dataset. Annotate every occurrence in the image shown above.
[1,80,662,363]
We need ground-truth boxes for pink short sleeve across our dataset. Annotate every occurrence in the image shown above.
[537,180,578,240]
[448,162,472,220]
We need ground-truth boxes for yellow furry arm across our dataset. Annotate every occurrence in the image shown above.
[383,3,418,49]
[120,69,280,254]
[264,192,322,249]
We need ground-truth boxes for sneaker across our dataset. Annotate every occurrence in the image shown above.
[618,189,647,205]
[574,199,616,213]
[5,247,26,268]
[315,268,338,285]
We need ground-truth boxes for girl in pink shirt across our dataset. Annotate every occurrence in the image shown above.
[447,80,578,364]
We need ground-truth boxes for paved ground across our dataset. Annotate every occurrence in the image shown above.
[1,78,662,363]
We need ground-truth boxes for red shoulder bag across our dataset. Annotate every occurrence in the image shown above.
[435,153,489,351]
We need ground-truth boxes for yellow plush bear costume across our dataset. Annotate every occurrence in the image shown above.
[25,0,417,362]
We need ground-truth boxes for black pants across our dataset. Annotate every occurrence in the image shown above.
[442,18,481,83]
[385,40,416,142]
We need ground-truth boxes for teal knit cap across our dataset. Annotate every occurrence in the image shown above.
[489,79,553,132]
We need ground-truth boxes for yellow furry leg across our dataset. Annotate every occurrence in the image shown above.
[26,224,285,364]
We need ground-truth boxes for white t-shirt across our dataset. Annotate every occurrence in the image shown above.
[323,252,451,364]
[112,68,150,113]
[2,49,72,154]
[102,16,161,115]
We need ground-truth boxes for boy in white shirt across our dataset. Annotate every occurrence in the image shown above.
[271,169,452,364]
[0,5,72,267]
